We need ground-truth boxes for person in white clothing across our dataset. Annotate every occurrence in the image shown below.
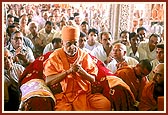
[138,33,162,62]
[43,37,62,55]
[107,43,139,73]
[91,32,113,65]
[84,28,101,51]
[126,32,140,61]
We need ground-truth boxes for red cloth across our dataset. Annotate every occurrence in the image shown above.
[19,52,52,85]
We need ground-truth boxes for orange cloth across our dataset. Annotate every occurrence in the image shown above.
[114,66,148,101]
[61,26,80,41]
[138,81,157,111]
[89,54,136,110]
[43,48,111,111]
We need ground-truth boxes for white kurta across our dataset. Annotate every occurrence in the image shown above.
[91,45,108,63]
[138,41,156,61]
[107,56,139,73]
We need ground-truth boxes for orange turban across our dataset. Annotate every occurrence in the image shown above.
[61,26,80,41]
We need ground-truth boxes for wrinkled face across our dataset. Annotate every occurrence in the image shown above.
[100,33,112,48]
[29,23,38,34]
[120,33,129,46]
[111,44,125,60]
[134,64,150,79]
[63,40,78,57]
[156,48,164,63]
[78,36,86,49]
[152,64,164,86]
[4,50,13,70]
[45,24,52,34]
[11,32,23,49]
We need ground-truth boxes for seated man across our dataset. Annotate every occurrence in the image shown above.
[107,43,139,73]
[114,59,152,102]
[43,26,111,111]
[4,48,25,111]
[138,63,164,111]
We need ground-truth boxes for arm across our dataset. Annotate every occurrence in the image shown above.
[45,69,72,86]
[73,64,95,83]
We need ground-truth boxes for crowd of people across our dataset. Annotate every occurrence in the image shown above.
[3,3,165,111]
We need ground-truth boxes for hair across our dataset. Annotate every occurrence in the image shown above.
[139,59,152,72]
[52,38,62,44]
[88,28,98,35]
[156,43,164,49]
[129,32,137,41]
[7,14,14,18]
[149,33,161,42]
[80,31,86,37]
[11,30,23,39]
[119,30,130,37]
[45,21,54,26]
[137,27,147,33]
[81,21,88,25]
[100,31,111,40]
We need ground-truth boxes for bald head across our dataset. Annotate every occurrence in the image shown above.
[153,63,164,85]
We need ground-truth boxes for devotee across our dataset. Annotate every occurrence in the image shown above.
[114,59,152,102]
[91,32,113,65]
[107,43,139,73]
[84,28,101,51]
[138,33,162,61]
[4,48,24,111]
[6,31,35,67]
[138,63,164,111]
[43,25,111,111]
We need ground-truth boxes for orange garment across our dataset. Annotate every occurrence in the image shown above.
[114,66,148,101]
[138,81,157,111]
[89,54,136,110]
[43,48,111,111]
